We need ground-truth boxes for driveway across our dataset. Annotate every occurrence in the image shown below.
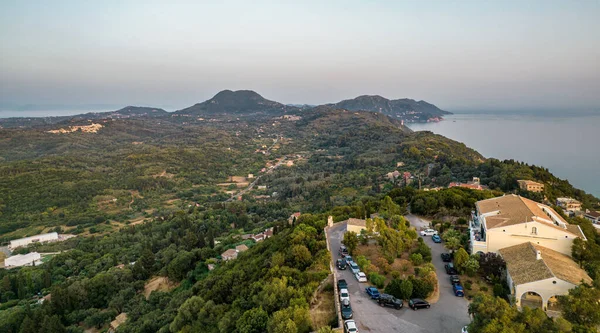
[327,218,470,333]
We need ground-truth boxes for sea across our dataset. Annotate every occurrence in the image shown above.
[408,112,600,198]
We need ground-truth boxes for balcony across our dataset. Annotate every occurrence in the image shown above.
[470,214,487,253]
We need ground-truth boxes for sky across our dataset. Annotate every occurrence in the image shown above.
[1,0,599,112]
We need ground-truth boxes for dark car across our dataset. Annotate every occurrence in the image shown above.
[441,253,453,262]
[378,293,403,309]
[453,284,465,297]
[337,259,347,270]
[341,299,353,319]
[409,298,430,310]
[449,275,461,285]
[445,263,458,275]
[337,279,348,291]
[365,286,381,299]
[339,245,349,256]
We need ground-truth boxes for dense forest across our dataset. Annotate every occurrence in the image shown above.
[1,103,599,332]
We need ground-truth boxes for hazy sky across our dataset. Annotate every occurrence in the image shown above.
[1,0,599,111]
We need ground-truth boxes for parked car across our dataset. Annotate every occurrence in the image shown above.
[339,288,350,303]
[449,275,461,285]
[408,298,430,310]
[441,253,453,262]
[432,234,442,243]
[445,263,458,275]
[349,262,360,274]
[453,284,465,297]
[377,293,403,309]
[365,286,381,299]
[355,272,367,282]
[341,299,353,319]
[337,259,347,270]
[420,228,438,236]
[344,255,354,265]
[339,245,349,256]
[337,279,348,291]
[344,319,359,333]
[462,326,469,333]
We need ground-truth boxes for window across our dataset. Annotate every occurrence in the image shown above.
[531,227,537,235]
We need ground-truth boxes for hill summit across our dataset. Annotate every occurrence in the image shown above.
[328,95,451,122]
[175,90,295,115]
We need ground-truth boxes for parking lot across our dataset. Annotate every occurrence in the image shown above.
[328,216,470,333]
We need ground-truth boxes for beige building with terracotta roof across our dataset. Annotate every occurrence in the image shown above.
[470,195,585,255]
[221,248,238,261]
[499,242,592,310]
[517,179,544,192]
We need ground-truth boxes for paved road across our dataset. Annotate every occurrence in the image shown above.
[327,218,470,333]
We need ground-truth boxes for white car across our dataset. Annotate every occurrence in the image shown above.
[420,228,438,236]
[344,319,359,333]
[340,288,350,303]
[461,326,469,333]
[349,262,360,274]
[355,271,367,282]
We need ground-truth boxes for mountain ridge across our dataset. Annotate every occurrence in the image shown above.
[327,94,451,122]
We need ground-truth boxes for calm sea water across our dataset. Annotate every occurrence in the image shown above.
[408,112,600,198]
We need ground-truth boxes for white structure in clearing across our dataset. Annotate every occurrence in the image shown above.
[9,232,59,250]
[470,195,585,256]
[5,252,42,268]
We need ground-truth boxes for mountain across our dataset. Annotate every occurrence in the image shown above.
[327,95,451,122]
[174,90,297,116]
[0,106,168,128]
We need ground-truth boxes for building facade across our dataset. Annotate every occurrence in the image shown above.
[556,197,582,212]
[499,242,591,310]
[470,195,584,256]
[517,180,544,192]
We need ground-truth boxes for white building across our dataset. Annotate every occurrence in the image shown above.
[470,195,585,256]
[9,232,59,250]
[5,252,42,268]
[499,242,591,310]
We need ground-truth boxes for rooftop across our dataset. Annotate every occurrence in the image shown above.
[518,179,544,186]
[346,218,367,227]
[585,210,600,218]
[499,242,592,286]
[236,244,249,252]
[476,195,579,236]
[221,249,237,258]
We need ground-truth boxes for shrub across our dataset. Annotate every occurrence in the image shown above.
[493,284,505,298]
[464,281,472,290]
[369,273,386,289]
[480,286,488,292]
[410,277,434,299]
[399,279,413,300]
[409,253,423,266]
[391,271,401,279]
[384,279,403,299]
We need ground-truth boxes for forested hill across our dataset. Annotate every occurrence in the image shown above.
[0,106,168,128]
[174,90,298,116]
[1,102,599,332]
[326,95,451,122]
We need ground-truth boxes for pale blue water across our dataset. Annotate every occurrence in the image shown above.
[408,112,600,198]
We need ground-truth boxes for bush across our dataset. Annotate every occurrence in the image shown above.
[412,242,432,262]
[480,286,488,292]
[464,281,472,290]
[410,253,423,266]
[391,271,401,279]
[410,277,434,299]
[385,279,403,299]
[493,283,505,298]
[369,273,385,289]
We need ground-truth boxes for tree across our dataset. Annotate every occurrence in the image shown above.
[398,279,413,300]
[317,327,334,333]
[463,257,480,277]
[268,309,297,333]
[40,315,65,333]
[18,316,37,333]
[384,279,403,299]
[454,248,469,273]
[409,253,423,266]
[343,231,359,255]
[478,252,506,278]
[442,228,462,252]
[236,307,268,333]
[559,284,600,329]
